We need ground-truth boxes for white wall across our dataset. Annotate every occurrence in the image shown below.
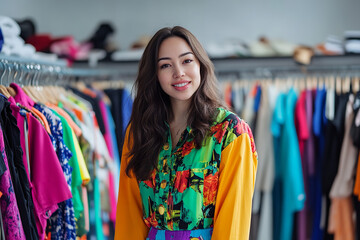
[1,0,360,50]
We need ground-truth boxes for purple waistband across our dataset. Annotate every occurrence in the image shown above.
[147,227,213,240]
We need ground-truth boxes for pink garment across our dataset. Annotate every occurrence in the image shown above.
[0,125,26,240]
[82,186,90,231]
[8,97,72,239]
[108,171,117,223]
[99,100,114,159]
[10,83,35,108]
[294,90,309,240]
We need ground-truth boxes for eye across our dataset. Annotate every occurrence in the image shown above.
[160,63,171,69]
[183,59,193,64]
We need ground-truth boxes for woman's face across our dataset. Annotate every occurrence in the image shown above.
[157,36,201,106]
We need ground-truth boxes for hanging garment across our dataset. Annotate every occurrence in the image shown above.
[322,93,348,240]
[311,87,327,240]
[34,103,76,240]
[0,105,26,239]
[8,95,72,239]
[294,90,310,240]
[254,83,276,240]
[0,96,38,240]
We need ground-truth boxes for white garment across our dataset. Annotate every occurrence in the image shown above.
[325,88,335,120]
[254,83,277,240]
[0,16,21,37]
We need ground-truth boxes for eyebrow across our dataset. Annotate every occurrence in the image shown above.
[158,52,193,62]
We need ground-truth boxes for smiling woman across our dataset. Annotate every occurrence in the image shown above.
[114,26,258,240]
[157,37,201,113]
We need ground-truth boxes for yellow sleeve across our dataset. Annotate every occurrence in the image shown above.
[212,133,258,240]
[114,127,150,239]
[71,130,91,184]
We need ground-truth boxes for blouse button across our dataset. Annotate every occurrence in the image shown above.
[163,143,169,151]
[158,205,165,215]
[160,180,167,189]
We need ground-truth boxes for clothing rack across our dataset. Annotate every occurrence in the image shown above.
[73,54,360,80]
[2,54,360,86]
[0,54,125,86]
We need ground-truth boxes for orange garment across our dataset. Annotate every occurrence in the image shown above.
[47,103,82,137]
[212,133,257,240]
[328,197,355,240]
[82,88,97,99]
[353,152,360,200]
[31,107,51,134]
[72,108,84,122]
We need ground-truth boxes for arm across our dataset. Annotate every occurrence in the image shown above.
[114,127,150,239]
[212,133,258,240]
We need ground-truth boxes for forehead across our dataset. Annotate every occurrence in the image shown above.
[158,36,192,57]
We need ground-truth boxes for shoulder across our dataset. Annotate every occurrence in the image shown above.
[211,108,255,150]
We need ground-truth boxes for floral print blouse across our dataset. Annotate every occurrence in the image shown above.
[115,108,258,240]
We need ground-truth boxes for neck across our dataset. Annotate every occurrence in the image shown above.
[170,100,190,125]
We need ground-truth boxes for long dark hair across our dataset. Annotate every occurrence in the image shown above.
[126,26,224,181]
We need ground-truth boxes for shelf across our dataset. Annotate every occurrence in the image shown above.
[72,54,360,79]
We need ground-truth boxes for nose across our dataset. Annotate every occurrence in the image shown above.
[173,64,185,79]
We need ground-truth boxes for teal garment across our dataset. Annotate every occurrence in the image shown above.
[279,89,305,240]
[51,110,84,220]
[94,177,104,240]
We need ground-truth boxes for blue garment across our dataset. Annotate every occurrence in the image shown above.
[280,88,305,240]
[105,104,120,198]
[146,227,213,240]
[311,88,327,240]
[121,88,132,135]
[34,103,76,240]
[254,85,262,112]
[0,28,3,52]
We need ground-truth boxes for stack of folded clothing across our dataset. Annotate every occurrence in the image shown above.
[316,35,344,55]
[344,30,360,54]
[0,16,36,58]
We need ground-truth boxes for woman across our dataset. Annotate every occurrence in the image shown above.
[115,26,258,240]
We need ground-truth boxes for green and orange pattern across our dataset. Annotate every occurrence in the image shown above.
[139,108,254,230]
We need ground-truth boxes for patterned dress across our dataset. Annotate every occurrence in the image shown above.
[34,104,76,240]
[115,108,258,240]
[0,124,26,239]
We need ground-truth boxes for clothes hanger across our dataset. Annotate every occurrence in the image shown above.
[22,64,46,103]
[353,77,360,93]
[0,61,11,98]
[336,76,342,95]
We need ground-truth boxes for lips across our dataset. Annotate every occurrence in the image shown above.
[172,81,191,90]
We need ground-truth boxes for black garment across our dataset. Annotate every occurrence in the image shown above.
[104,88,124,158]
[322,93,348,194]
[351,91,360,148]
[68,87,106,135]
[322,93,349,240]
[0,97,38,240]
[0,143,6,177]
[0,206,4,240]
